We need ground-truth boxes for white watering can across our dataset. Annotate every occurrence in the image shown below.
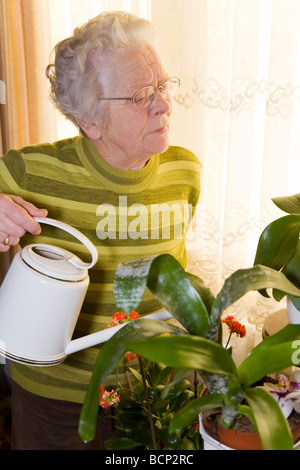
[0,217,171,366]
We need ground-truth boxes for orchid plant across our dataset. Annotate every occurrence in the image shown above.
[254,192,300,311]
[260,372,300,419]
[79,254,300,450]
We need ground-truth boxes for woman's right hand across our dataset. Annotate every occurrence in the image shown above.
[0,195,48,252]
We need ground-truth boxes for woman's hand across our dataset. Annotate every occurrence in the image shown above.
[0,195,48,252]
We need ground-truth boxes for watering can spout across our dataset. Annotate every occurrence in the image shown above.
[0,309,172,366]
[64,309,173,357]
[0,213,173,366]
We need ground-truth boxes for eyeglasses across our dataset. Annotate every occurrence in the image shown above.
[98,77,180,110]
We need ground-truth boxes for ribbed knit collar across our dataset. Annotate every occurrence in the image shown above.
[76,136,159,193]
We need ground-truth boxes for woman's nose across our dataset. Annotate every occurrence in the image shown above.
[150,89,172,116]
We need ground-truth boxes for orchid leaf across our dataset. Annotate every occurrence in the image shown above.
[237,324,300,387]
[127,335,237,377]
[286,248,300,289]
[168,393,225,434]
[254,215,300,271]
[146,254,211,335]
[282,249,300,307]
[244,387,294,450]
[113,256,155,313]
[242,323,300,352]
[210,265,300,326]
[78,318,184,443]
[186,272,215,313]
[114,254,211,336]
[290,295,300,311]
[272,193,300,214]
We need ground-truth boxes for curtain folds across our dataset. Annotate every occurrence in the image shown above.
[0,0,56,153]
[0,0,56,281]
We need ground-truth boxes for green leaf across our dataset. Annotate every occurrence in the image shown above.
[114,254,211,336]
[291,295,300,311]
[78,318,184,443]
[118,412,153,446]
[176,438,197,450]
[128,367,146,386]
[272,193,300,214]
[113,256,155,313]
[161,369,192,399]
[169,393,225,434]
[244,322,300,352]
[211,265,300,326]
[237,324,300,386]
[127,335,237,377]
[186,272,215,313]
[153,365,175,387]
[254,215,300,270]
[104,437,142,450]
[168,390,194,413]
[286,247,300,289]
[285,249,300,308]
[244,388,294,450]
[146,254,211,336]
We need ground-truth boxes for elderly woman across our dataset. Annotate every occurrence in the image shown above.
[0,12,201,449]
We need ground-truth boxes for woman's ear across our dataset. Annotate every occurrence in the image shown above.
[76,118,102,140]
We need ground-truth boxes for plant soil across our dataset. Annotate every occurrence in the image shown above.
[202,409,300,441]
[205,375,300,437]
[234,410,300,434]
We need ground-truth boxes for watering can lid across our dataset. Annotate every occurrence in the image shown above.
[21,244,89,281]
[19,217,99,281]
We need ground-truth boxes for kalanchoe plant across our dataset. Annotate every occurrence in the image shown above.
[79,254,300,450]
[102,359,202,450]
[254,192,300,311]
[95,311,202,450]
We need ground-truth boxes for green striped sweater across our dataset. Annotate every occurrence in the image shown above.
[0,136,201,403]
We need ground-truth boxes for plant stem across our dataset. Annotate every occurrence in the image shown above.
[193,370,199,398]
[224,331,232,350]
[138,357,157,450]
[125,371,133,393]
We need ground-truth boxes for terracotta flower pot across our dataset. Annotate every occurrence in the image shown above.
[199,413,300,451]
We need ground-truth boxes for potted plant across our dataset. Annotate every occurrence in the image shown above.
[100,355,203,450]
[254,192,300,322]
[78,254,300,450]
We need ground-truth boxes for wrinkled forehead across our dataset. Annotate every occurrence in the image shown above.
[92,45,167,93]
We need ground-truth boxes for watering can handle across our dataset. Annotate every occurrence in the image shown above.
[34,217,98,269]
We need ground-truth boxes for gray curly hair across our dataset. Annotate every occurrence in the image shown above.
[46,11,156,129]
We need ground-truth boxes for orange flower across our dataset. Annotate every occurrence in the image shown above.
[124,351,138,361]
[99,385,120,409]
[222,315,246,338]
[107,311,140,328]
[112,311,127,322]
[129,310,139,320]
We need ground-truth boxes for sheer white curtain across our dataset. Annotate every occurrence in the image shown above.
[23,0,300,328]
[152,0,300,328]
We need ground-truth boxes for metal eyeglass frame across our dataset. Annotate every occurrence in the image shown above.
[98,77,181,109]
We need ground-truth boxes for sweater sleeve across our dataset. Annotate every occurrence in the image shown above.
[0,149,28,197]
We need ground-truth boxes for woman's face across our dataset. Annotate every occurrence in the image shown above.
[85,46,173,170]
